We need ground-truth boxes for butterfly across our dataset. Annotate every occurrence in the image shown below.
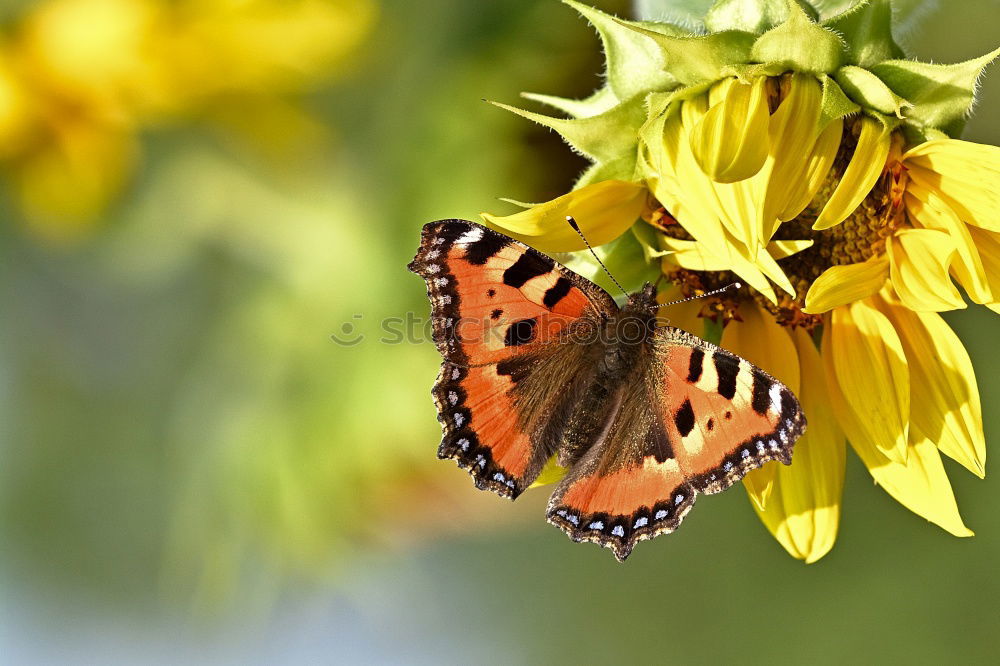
[408,219,806,561]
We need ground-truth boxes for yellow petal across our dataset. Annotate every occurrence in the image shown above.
[689,77,770,183]
[905,188,992,304]
[851,422,974,537]
[767,239,814,260]
[759,73,825,234]
[825,299,909,463]
[659,237,730,272]
[753,243,797,298]
[754,327,845,563]
[777,117,843,223]
[875,294,986,478]
[803,255,889,314]
[659,229,779,304]
[904,139,1000,232]
[721,302,801,510]
[481,180,646,252]
[529,455,569,488]
[967,226,1000,308]
[886,228,966,312]
[813,117,890,230]
[675,103,763,255]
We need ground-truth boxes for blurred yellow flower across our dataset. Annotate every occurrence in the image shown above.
[0,0,376,240]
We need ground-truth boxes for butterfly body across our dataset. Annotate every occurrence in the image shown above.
[409,220,806,560]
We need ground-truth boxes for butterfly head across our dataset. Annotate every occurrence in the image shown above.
[623,282,659,312]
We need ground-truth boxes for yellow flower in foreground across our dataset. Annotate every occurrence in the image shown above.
[483,0,996,562]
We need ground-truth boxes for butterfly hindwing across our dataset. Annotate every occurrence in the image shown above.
[655,327,805,495]
[411,220,617,498]
[546,326,806,560]
[546,356,697,561]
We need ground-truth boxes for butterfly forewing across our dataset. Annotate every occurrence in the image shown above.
[410,220,617,498]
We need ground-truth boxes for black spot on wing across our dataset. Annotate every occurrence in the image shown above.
[686,348,704,383]
[706,418,714,431]
[751,370,771,415]
[543,277,573,308]
[464,232,508,265]
[503,253,552,289]
[674,399,695,437]
[504,318,537,347]
[713,351,739,400]
[491,308,503,320]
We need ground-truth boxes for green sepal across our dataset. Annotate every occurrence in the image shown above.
[634,0,714,26]
[864,108,902,133]
[819,74,860,127]
[704,0,817,34]
[833,65,910,117]
[574,153,639,188]
[564,1,688,101]
[631,219,670,264]
[521,85,618,119]
[750,0,845,74]
[614,20,756,87]
[487,95,646,165]
[900,124,949,147]
[870,48,1000,137]
[642,81,716,134]
[722,61,790,82]
[822,0,904,67]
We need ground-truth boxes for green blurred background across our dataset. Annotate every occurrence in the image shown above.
[0,0,997,662]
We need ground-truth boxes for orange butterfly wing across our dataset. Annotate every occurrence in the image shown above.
[409,220,616,498]
[547,327,805,560]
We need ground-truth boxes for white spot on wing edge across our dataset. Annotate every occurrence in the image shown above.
[634,516,648,529]
[611,525,625,537]
[457,226,484,245]
[770,383,783,414]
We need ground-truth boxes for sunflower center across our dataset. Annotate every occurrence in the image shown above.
[648,119,903,329]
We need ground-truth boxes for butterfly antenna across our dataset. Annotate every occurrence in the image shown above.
[653,282,742,310]
[565,216,628,299]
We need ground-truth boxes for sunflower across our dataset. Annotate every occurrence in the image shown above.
[482,0,997,562]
